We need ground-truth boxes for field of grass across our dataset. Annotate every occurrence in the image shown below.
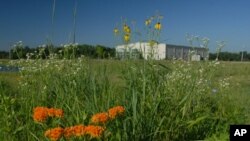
[0,59,249,141]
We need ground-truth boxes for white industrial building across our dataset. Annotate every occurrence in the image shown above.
[116,42,209,61]
[116,42,166,60]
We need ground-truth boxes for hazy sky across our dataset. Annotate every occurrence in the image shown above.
[0,0,250,52]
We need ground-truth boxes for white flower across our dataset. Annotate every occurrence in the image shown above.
[215,61,220,65]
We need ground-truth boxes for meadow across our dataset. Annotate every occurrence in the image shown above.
[0,58,249,141]
[1,10,249,141]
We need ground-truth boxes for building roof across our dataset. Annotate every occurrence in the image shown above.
[116,42,207,50]
[166,44,207,50]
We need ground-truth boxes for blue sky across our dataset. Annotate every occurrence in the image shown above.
[0,0,250,52]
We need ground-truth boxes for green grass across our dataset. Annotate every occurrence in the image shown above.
[0,59,249,141]
[216,62,250,123]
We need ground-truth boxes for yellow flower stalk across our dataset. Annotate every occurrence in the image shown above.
[145,19,151,26]
[123,24,131,33]
[154,22,162,30]
[113,28,119,35]
[124,34,130,42]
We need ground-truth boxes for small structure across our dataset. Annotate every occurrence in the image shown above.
[116,42,209,61]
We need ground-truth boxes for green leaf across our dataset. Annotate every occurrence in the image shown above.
[187,115,208,128]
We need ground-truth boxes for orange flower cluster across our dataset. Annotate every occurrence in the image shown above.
[84,125,105,138]
[108,106,125,119]
[69,125,85,137]
[34,106,124,140]
[47,108,64,118]
[33,107,48,122]
[91,106,125,124]
[91,112,109,124]
[44,127,64,141]
[63,126,76,138]
[45,125,105,140]
[33,107,63,122]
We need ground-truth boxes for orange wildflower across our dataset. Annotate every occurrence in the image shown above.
[64,126,75,138]
[33,107,48,122]
[108,106,125,119]
[47,108,54,117]
[91,112,109,124]
[53,109,64,118]
[47,108,64,118]
[85,125,105,138]
[33,107,64,122]
[72,125,86,137]
[44,127,64,141]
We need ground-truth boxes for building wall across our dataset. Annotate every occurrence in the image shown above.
[116,42,166,60]
[166,45,208,60]
[116,43,208,60]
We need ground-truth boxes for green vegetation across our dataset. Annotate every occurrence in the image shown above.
[0,43,115,60]
[209,52,250,61]
[1,45,250,61]
[0,59,249,140]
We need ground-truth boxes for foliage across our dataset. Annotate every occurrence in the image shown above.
[5,43,115,60]
[0,59,248,140]
[0,51,9,59]
[209,51,250,61]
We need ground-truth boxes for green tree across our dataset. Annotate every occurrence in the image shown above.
[96,45,104,59]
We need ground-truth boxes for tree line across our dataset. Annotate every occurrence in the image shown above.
[0,44,250,61]
[0,44,115,59]
[209,51,250,61]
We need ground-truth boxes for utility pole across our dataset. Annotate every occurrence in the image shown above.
[51,0,56,44]
[73,0,77,44]
[9,43,11,59]
[241,45,245,61]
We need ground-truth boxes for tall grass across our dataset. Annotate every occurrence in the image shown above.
[0,58,247,141]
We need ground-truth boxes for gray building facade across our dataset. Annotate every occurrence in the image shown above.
[116,43,209,61]
[166,44,209,60]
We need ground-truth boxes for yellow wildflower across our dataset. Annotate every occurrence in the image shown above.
[145,19,151,26]
[124,34,130,42]
[113,28,119,35]
[154,22,161,30]
[123,24,131,33]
